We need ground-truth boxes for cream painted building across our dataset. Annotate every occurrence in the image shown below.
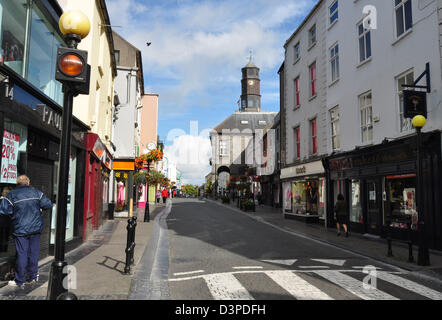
[58,0,117,150]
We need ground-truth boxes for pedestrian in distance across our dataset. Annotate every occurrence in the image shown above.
[0,175,52,288]
[156,190,161,204]
[161,188,169,204]
[334,194,349,237]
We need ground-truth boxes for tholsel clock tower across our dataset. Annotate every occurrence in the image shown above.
[240,57,261,112]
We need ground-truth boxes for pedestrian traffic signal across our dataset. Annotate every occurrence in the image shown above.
[55,47,89,85]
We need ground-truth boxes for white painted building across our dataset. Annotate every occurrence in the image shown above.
[281,0,442,248]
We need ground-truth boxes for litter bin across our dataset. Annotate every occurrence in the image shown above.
[108,202,115,220]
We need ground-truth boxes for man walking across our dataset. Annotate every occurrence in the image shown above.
[0,175,52,287]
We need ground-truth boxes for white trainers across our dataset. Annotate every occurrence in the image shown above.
[27,276,39,284]
[8,280,23,288]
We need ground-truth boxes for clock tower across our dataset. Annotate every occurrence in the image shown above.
[240,57,261,112]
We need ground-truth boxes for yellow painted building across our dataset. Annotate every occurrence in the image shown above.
[58,0,117,150]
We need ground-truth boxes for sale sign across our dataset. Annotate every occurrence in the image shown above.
[1,130,20,184]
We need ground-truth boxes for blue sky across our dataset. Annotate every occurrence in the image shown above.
[106,0,317,184]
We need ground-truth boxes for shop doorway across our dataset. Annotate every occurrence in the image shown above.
[365,179,381,235]
[27,156,54,259]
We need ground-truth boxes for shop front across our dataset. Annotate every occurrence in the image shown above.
[324,131,442,249]
[83,133,112,241]
[281,160,326,224]
[0,69,88,281]
[113,160,135,216]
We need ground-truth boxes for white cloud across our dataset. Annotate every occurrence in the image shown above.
[164,135,212,185]
[107,0,314,113]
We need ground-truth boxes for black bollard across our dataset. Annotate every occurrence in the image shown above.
[407,217,414,263]
[124,218,134,274]
[130,217,137,265]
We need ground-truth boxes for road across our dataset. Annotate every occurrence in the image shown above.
[159,198,442,300]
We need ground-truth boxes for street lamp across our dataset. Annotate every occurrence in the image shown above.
[47,10,91,300]
[412,115,430,266]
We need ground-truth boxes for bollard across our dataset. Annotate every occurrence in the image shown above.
[130,217,137,265]
[387,238,393,257]
[124,218,135,274]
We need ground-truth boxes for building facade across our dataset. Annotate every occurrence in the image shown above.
[280,0,442,249]
[0,0,89,281]
[59,0,117,240]
[111,31,144,217]
[210,59,277,196]
[281,0,328,223]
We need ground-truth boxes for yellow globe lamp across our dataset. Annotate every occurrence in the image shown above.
[412,115,427,128]
[59,10,90,39]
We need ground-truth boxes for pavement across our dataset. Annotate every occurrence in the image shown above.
[0,202,169,300]
[208,197,442,282]
[1,196,441,300]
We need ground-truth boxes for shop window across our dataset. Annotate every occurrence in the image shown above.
[384,175,417,230]
[350,179,363,223]
[0,0,27,76]
[27,4,64,105]
[292,180,320,215]
[0,119,27,255]
[318,178,326,219]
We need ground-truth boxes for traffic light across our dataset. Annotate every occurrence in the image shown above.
[55,47,89,86]
[403,90,427,119]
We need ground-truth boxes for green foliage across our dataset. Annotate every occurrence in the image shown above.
[134,170,165,186]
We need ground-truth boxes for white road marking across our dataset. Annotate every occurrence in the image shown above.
[173,270,205,276]
[314,270,399,300]
[203,273,254,300]
[298,266,330,269]
[352,266,382,270]
[266,270,333,300]
[311,259,346,266]
[375,271,442,300]
[232,266,264,270]
[262,259,297,266]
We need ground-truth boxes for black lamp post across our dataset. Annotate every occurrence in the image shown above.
[413,115,430,266]
[47,11,91,300]
[144,159,152,222]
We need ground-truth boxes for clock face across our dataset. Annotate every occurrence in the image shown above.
[147,142,156,151]
[248,80,254,86]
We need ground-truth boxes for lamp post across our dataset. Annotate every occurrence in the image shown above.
[47,10,91,300]
[412,115,430,266]
[144,159,152,222]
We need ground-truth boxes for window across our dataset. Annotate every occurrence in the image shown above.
[114,50,120,64]
[219,140,228,157]
[294,42,300,60]
[329,0,339,25]
[311,118,317,155]
[309,25,317,47]
[0,0,27,75]
[385,174,417,230]
[295,77,300,106]
[358,21,372,63]
[397,71,414,132]
[350,180,363,223]
[294,127,300,159]
[310,62,317,97]
[330,43,339,82]
[330,106,340,150]
[395,0,413,38]
[359,91,373,143]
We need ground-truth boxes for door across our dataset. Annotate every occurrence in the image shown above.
[27,156,54,259]
[366,179,381,235]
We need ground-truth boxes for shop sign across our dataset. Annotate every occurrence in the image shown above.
[1,130,19,184]
[281,161,324,180]
[36,104,62,132]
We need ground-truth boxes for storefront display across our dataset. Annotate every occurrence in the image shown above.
[385,175,417,230]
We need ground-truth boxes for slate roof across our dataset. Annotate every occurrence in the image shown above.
[211,111,278,134]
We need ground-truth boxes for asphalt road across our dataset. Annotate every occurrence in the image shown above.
[165,198,442,300]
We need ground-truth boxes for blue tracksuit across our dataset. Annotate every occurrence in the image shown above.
[0,185,52,285]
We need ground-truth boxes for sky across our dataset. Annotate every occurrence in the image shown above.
[106,0,317,185]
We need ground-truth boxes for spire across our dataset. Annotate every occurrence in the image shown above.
[245,49,257,68]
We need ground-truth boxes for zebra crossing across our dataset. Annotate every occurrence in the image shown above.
[169,269,442,300]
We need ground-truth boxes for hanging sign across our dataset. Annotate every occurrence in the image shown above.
[1,130,20,184]
[403,90,427,119]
